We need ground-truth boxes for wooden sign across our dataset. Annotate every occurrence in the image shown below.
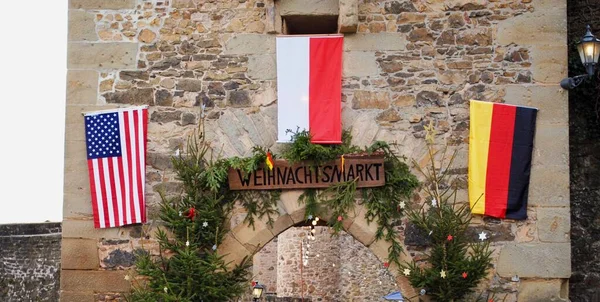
[228,153,385,190]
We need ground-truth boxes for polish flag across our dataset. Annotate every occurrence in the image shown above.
[276,35,343,144]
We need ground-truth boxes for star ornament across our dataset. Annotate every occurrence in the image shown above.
[399,201,406,209]
[202,221,208,227]
[431,198,437,207]
[383,262,390,268]
[447,234,453,241]
[462,272,468,279]
[478,231,488,241]
[337,215,343,222]
[403,268,411,276]
[440,270,447,278]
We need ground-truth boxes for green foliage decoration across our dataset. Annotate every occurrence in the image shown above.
[400,123,493,302]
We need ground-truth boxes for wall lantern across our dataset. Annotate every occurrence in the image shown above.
[252,282,265,302]
[561,25,600,90]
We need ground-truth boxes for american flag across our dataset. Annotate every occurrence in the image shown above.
[84,106,148,228]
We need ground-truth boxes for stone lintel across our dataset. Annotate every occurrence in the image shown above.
[277,0,338,16]
[497,243,571,278]
[69,0,136,10]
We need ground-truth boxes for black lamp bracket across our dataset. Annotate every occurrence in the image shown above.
[560,74,591,90]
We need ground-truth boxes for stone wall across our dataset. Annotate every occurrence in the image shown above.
[0,223,62,302]
[63,0,570,301]
[251,226,396,301]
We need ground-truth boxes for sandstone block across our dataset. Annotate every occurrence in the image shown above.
[344,33,407,51]
[68,42,138,69]
[59,291,94,302]
[528,164,569,207]
[68,10,97,41]
[532,123,569,166]
[248,54,276,80]
[352,91,391,109]
[224,34,275,55]
[61,238,99,270]
[231,216,275,252]
[497,1,566,46]
[537,207,570,242]
[62,219,133,239]
[278,0,338,16]
[217,234,253,269]
[346,210,378,246]
[497,243,571,278]
[69,0,135,9]
[518,279,569,302]
[531,45,568,84]
[504,85,568,126]
[66,70,98,105]
[60,270,130,292]
[338,0,358,33]
[278,190,305,223]
[343,51,378,77]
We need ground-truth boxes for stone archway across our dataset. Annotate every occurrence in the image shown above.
[217,190,417,297]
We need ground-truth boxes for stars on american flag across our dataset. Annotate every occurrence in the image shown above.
[85,112,121,159]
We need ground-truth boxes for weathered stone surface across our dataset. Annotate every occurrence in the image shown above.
[385,1,416,13]
[67,70,98,105]
[518,279,569,302]
[416,91,441,106]
[101,249,136,269]
[530,45,568,83]
[338,0,358,33]
[228,90,250,107]
[343,51,378,77]
[504,85,568,125]
[497,0,566,46]
[248,54,276,80]
[537,207,570,242]
[120,71,149,81]
[224,34,275,55]
[138,29,156,43]
[68,42,138,69]
[69,0,135,9]
[376,108,401,122]
[528,164,569,207]
[61,238,99,270]
[497,243,571,278]
[176,79,202,92]
[103,88,154,105]
[217,234,252,270]
[466,224,515,242]
[60,291,95,302]
[344,33,407,51]
[278,0,338,16]
[532,123,569,166]
[352,91,391,109]
[61,270,130,292]
[404,222,431,246]
[68,10,97,41]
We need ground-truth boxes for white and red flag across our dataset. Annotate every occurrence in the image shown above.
[83,106,148,228]
[276,35,343,144]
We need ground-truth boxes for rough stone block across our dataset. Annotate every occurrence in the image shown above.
[338,0,358,33]
[531,45,567,84]
[497,243,571,278]
[217,234,253,269]
[248,54,276,80]
[69,0,135,9]
[67,70,98,105]
[231,216,275,252]
[518,279,569,302]
[346,209,378,246]
[278,190,305,223]
[532,123,569,166]
[344,33,407,51]
[61,238,99,270]
[268,214,295,237]
[504,85,568,125]
[68,10,97,41]
[63,191,93,219]
[62,219,133,239]
[172,0,196,8]
[278,0,338,16]
[59,291,94,302]
[537,207,570,242]
[497,1,566,46]
[343,51,378,77]
[60,270,130,292]
[68,42,138,69]
[528,164,569,207]
[223,34,275,55]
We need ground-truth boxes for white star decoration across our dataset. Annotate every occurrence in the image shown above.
[399,201,406,209]
[478,231,488,241]
[440,270,447,278]
[203,221,208,227]
[431,198,437,207]
[403,268,411,276]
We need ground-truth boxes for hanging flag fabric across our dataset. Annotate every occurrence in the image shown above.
[468,100,537,220]
[84,106,148,228]
[276,35,343,144]
[265,151,274,170]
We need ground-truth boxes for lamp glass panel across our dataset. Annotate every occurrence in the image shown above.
[578,43,586,64]
[252,287,263,298]
[594,41,600,64]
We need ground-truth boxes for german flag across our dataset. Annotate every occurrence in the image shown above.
[265,151,274,171]
[468,100,537,220]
